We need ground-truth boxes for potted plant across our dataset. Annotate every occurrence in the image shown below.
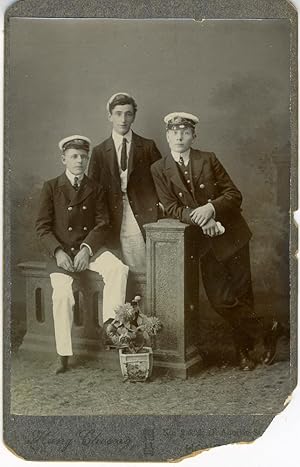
[106,296,162,382]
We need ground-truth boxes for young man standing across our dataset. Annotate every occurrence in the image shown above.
[151,112,283,370]
[36,135,129,373]
[88,93,161,274]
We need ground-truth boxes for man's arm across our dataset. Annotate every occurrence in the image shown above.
[150,140,162,165]
[151,164,194,225]
[73,187,111,272]
[81,186,111,255]
[209,152,243,219]
[88,146,101,183]
[36,181,75,272]
[35,181,63,257]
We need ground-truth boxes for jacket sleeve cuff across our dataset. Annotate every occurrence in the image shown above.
[182,208,195,224]
[80,243,93,256]
[207,202,216,219]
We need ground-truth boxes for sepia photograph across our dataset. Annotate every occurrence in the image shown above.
[2,0,297,462]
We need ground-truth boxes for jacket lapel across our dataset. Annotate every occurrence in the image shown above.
[103,136,121,189]
[70,175,93,206]
[58,173,74,204]
[127,132,143,181]
[190,149,205,187]
[58,173,93,206]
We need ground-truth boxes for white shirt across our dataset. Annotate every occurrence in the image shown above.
[65,169,84,187]
[112,129,132,192]
[111,129,142,237]
[171,149,191,167]
[112,129,133,167]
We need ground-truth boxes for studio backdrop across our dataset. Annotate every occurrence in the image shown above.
[8,18,290,337]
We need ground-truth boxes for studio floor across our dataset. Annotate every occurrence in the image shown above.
[10,338,292,417]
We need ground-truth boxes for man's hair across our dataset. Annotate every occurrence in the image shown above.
[166,127,196,135]
[108,94,138,115]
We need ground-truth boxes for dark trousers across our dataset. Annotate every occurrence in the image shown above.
[200,243,264,351]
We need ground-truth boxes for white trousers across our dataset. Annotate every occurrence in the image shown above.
[50,251,129,356]
[120,234,146,274]
[120,193,146,274]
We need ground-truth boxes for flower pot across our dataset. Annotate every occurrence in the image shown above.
[119,347,153,382]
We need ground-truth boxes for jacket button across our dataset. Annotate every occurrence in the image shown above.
[83,226,88,231]
[68,227,73,231]
[186,206,189,208]
[82,206,87,210]
[68,206,72,211]
[200,184,205,189]
[179,192,183,197]
[208,199,212,202]
[70,247,75,252]
[187,179,191,184]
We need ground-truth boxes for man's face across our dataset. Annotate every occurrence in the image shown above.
[61,148,89,175]
[166,127,195,153]
[108,104,135,135]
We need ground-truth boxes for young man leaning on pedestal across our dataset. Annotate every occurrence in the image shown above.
[151,112,285,371]
[36,135,129,374]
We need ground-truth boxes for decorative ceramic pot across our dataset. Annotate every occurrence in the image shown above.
[119,347,153,382]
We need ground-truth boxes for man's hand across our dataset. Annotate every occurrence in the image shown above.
[55,249,74,272]
[73,246,90,272]
[190,203,214,226]
[201,218,221,237]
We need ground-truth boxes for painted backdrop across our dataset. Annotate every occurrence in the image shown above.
[8,19,290,334]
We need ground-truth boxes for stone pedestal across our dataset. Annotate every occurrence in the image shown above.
[145,219,202,378]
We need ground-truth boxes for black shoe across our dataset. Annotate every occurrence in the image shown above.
[262,321,283,365]
[102,318,115,348]
[237,348,256,371]
[55,356,69,374]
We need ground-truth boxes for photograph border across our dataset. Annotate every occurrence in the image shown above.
[2,0,298,461]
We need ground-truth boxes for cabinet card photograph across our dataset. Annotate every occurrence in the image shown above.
[3,0,297,462]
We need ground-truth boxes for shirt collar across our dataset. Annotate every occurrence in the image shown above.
[65,169,84,185]
[112,129,132,148]
[171,149,191,165]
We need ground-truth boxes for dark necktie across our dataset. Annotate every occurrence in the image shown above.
[178,155,185,166]
[73,176,79,191]
[120,137,128,171]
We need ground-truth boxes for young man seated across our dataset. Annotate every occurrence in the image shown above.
[151,112,284,370]
[36,135,129,374]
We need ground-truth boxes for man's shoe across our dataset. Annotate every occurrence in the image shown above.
[237,348,256,371]
[262,321,283,365]
[55,356,69,374]
[102,318,115,349]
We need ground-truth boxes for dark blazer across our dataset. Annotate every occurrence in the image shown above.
[88,132,161,249]
[151,149,252,262]
[36,173,110,273]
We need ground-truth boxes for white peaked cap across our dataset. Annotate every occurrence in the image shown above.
[58,135,91,151]
[164,112,199,125]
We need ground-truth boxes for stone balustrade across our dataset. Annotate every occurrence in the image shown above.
[18,219,202,378]
[18,262,146,357]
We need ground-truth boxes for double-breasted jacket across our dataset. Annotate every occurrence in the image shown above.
[151,149,252,262]
[35,172,110,273]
